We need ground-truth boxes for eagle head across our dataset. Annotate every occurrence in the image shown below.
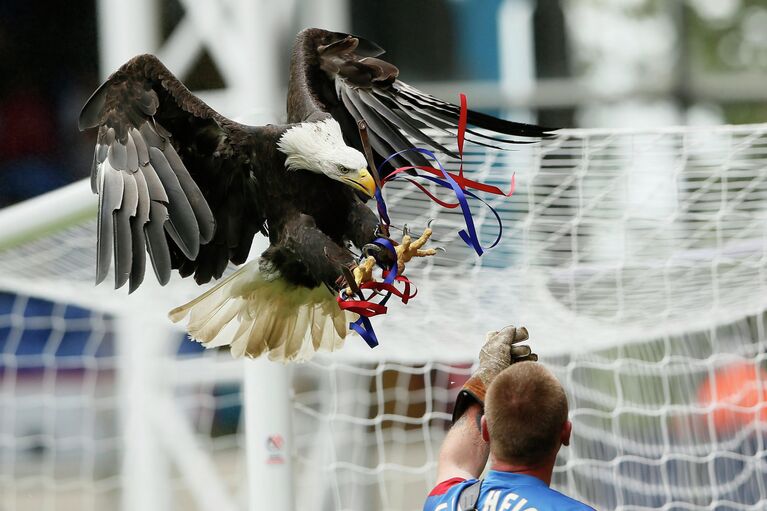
[277,118,376,197]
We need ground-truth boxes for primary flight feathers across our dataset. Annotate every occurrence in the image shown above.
[79,28,552,360]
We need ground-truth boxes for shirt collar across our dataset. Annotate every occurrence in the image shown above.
[484,470,548,488]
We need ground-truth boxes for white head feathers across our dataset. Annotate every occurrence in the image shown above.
[277,118,367,176]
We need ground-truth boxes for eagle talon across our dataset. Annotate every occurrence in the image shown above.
[340,265,361,297]
[375,223,390,239]
[344,255,376,296]
[362,243,382,257]
[363,240,398,270]
[395,226,438,275]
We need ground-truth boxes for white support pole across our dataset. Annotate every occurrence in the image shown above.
[498,0,537,269]
[0,180,94,252]
[97,0,160,78]
[498,0,536,124]
[117,317,172,511]
[156,15,205,79]
[235,2,295,507]
[153,396,239,511]
[234,0,284,124]
[244,358,295,511]
[297,0,350,34]
[97,4,166,509]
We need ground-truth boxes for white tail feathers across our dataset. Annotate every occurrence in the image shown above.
[168,260,353,362]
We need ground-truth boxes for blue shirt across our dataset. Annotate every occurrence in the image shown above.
[423,471,594,511]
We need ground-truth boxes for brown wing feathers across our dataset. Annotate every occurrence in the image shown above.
[291,28,553,177]
[80,55,256,292]
[82,29,550,294]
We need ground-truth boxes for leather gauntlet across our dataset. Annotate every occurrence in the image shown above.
[452,325,537,423]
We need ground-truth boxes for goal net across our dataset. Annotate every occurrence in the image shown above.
[1,122,766,510]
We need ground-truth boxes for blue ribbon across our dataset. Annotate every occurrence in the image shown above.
[349,147,506,349]
[350,316,379,348]
[346,237,398,348]
[376,148,505,256]
[400,173,504,250]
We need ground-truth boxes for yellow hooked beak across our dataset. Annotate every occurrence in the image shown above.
[342,168,376,198]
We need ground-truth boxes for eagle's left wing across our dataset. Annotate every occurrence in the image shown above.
[79,54,273,292]
[287,28,553,175]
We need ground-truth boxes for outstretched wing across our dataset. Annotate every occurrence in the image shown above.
[79,54,269,291]
[287,28,553,174]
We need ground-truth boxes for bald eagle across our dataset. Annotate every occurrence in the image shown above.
[78,28,549,361]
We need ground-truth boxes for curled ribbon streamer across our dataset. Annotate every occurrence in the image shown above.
[342,94,515,347]
[337,275,417,318]
[458,93,467,179]
[384,162,516,198]
[337,275,417,347]
[396,173,506,250]
[376,158,513,254]
[377,150,484,256]
[336,238,417,348]
[404,178,460,209]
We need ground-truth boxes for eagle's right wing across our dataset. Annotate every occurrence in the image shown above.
[79,54,274,291]
[287,28,554,176]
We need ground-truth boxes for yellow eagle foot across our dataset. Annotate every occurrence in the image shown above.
[344,255,376,296]
[396,225,437,275]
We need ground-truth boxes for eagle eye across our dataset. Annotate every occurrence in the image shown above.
[337,165,351,174]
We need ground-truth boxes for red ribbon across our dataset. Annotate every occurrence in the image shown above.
[342,93,516,348]
[383,164,516,200]
[379,94,515,213]
[337,274,417,317]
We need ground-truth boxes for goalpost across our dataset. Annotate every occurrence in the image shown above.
[1,121,766,510]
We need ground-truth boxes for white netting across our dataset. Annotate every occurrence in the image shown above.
[1,122,767,510]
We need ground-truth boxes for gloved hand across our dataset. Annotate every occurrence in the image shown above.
[452,325,537,423]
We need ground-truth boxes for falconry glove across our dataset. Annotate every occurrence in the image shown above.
[452,325,537,423]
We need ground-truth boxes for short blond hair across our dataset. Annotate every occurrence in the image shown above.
[484,362,569,465]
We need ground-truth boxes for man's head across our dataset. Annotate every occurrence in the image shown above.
[481,362,571,467]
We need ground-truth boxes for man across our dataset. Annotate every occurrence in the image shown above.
[424,326,594,511]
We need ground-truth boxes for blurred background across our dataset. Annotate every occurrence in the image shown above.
[3,0,767,207]
[2,1,767,510]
